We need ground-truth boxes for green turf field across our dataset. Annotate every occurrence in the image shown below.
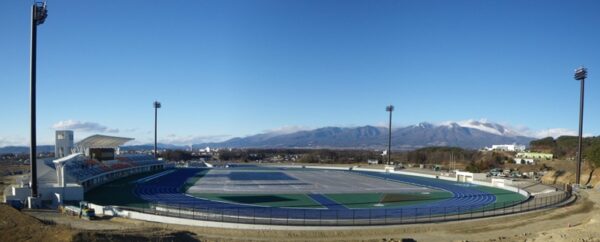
[187,182,527,210]
[190,193,324,208]
[188,191,456,209]
[469,185,528,211]
[326,191,454,208]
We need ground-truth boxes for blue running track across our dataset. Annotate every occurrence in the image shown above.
[133,168,523,220]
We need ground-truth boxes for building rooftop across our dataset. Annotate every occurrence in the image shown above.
[75,135,134,149]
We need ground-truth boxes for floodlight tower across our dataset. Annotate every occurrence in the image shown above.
[574,67,587,186]
[30,1,48,198]
[386,105,394,165]
[154,101,161,158]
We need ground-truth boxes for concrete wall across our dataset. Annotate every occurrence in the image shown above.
[40,185,84,202]
[4,184,83,204]
[4,186,30,202]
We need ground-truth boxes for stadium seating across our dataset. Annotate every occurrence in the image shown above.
[61,154,163,182]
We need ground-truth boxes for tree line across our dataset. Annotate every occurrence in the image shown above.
[530,136,600,169]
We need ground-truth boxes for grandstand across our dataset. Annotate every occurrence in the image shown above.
[4,132,169,208]
[55,153,165,190]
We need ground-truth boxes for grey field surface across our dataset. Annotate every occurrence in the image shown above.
[186,168,435,194]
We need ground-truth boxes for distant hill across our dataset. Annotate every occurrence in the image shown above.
[120,143,189,151]
[0,145,54,154]
[196,121,534,150]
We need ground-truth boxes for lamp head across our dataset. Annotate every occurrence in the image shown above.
[575,67,587,81]
[386,105,394,112]
[33,1,48,26]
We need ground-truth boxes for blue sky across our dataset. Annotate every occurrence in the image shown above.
[1,0,599,146]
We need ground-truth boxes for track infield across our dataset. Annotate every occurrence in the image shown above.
[85,165,530,222]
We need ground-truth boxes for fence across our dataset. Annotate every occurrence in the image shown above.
[120,191,571,226]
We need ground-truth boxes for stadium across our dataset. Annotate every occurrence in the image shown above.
[3,1,600,241]
[3,131,572,228]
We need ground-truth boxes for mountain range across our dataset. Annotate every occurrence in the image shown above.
[0,145,54,154]
[194,120,534,150]
[0,121,535,154]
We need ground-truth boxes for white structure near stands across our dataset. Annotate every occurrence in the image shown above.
[55,130,74,158]
[3,158,84,207]
[384,165,396,172]
[367,159,379,165]
[485,144,526,152]
[455,171,487,182]
[491,178,515,188]
[4,132,167,208]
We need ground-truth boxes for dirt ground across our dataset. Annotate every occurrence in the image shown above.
[0,204,199,242]
[540,160,600,188]
[0,189,597,242]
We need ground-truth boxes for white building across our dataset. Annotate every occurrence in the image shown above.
[513,158,535,165]
[456,171,487,182]
[486,144,526,152]
[55,130,74,158]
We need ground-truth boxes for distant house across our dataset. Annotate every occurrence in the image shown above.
[367,159,379,165]
[513,158,535,165]
[516,152,553,160]
[486,144,526,152]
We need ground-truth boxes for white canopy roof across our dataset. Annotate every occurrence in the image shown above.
[75,135,134,149]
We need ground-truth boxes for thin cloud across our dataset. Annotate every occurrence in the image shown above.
[159,134,231,145]
[438,119,586,138]
[52,120,119,133]
[0,136,27,147]
[531,128,594,138]
[263,125,312,134]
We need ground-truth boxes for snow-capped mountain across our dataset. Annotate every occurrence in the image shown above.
[440,120,523,137]
[197,121,535,150]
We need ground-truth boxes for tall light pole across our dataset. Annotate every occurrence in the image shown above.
[574,67,587,186]
[386,105,394,165]
[30,1,48,198]
[154,101,161,158]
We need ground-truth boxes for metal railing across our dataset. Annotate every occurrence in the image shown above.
[120,191,571,226]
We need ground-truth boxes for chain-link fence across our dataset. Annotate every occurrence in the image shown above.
[120,191,571,226]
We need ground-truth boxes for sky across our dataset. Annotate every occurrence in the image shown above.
[1,0,600,146]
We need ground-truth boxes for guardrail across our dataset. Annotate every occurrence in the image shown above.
[118,191,570,226]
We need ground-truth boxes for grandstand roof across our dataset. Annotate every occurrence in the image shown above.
[75,135,134,149]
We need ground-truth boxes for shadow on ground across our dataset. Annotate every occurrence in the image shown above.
[73,230,199,242]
